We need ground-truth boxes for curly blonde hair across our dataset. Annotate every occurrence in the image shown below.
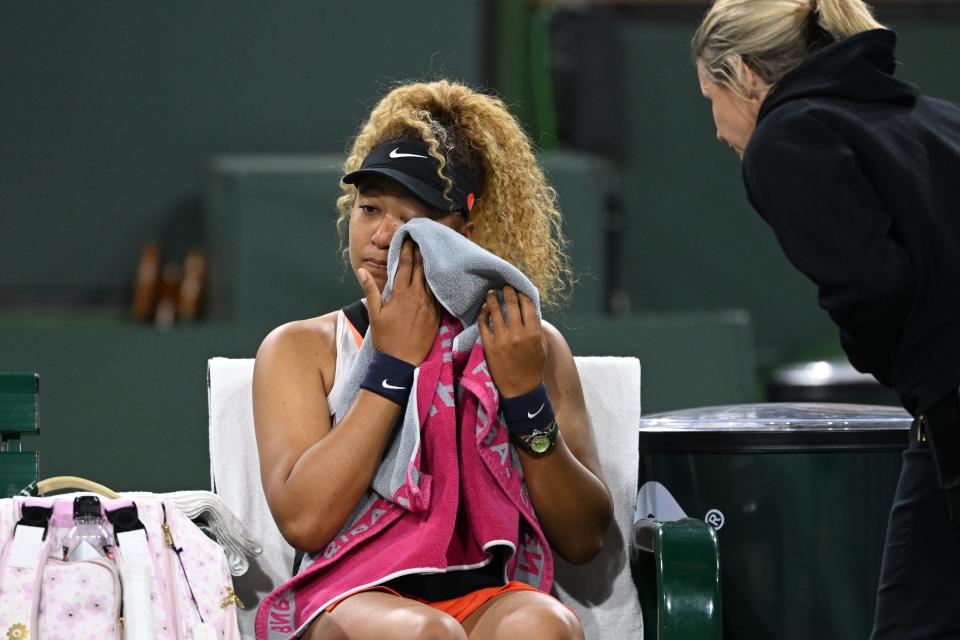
[336,80,572,310]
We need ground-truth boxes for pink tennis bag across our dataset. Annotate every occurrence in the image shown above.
[0,495,241,640]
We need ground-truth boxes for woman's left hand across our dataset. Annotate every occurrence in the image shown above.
[477,286,546,397]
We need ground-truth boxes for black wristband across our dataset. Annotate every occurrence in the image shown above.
[500,383,555,436]
[360,351,416,406]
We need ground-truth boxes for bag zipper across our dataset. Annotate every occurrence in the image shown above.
[87,557,123,639]
[219,588,242,640]
[161,504,184,637]
[220,587,245,610]
[162,504,243,639]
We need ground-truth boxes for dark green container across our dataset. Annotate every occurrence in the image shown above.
[637,403,911,640]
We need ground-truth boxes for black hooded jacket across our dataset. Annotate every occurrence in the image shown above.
[743,29,960,415]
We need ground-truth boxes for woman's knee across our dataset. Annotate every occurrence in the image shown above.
[400,609,468,640]
[307,602,467,640]
[497,601,583,640]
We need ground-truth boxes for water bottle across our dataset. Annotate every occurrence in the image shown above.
[62,496,113,561]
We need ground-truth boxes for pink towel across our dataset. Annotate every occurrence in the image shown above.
[256,315,552,639]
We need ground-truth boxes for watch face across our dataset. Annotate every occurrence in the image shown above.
[529,433,552,454]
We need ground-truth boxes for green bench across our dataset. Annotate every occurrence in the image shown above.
[0,372,39,497]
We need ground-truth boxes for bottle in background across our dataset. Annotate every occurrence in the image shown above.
[177,247,207,322]
[131,241,161,323]
[155,261,182,331]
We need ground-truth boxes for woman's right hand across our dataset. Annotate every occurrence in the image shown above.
[358,238,439,366]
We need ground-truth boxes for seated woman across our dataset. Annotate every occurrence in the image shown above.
[252,80,613,640]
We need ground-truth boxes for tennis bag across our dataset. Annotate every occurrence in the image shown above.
[0,483,242,640]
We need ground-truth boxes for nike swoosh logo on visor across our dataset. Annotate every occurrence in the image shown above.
[527,404,545,419]
[382,379,407,390]
[390,148,429,159]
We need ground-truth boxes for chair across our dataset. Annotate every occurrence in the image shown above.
[207,356,720,639]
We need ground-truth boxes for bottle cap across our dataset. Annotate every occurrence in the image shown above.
[73,495,101,520]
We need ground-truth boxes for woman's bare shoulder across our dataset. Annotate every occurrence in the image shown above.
[270,311,338,339]
[540,319,574,362]
[539,318,582,393]
[256,311,340,377]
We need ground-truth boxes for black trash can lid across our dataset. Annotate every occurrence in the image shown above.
[638,403,911,453]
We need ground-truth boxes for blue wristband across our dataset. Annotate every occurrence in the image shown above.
[360,352,416,406]
[500,383,555,436]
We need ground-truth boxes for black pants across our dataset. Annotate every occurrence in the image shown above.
[871,420,960,639]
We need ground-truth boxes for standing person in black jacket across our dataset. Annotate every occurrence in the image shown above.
[693,0,960,637]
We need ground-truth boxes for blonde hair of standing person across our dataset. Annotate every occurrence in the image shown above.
[336,80,573,310]
[693,0,886,97]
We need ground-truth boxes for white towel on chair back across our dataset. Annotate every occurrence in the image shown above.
[208,357,293,640]
[553,356,643,640]
[207,355,642,640]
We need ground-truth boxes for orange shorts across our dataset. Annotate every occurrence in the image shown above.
[326,580,543,622]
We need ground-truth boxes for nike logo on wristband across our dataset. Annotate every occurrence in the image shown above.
[527,404,545,419]
[381,379,407,391]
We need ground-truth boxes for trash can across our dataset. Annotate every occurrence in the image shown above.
[637,403,911,640]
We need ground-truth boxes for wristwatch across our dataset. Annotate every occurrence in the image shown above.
[512,420,559,455]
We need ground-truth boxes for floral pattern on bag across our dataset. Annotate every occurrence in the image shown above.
[38,559,119,640]
[0,496,239,640]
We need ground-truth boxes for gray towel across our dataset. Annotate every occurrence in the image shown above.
[124,490,261,576]
[328,218,540,521]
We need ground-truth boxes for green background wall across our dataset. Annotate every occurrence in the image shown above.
[0,1,480,298]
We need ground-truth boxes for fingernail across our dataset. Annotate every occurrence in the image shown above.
[358,269,367,284]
